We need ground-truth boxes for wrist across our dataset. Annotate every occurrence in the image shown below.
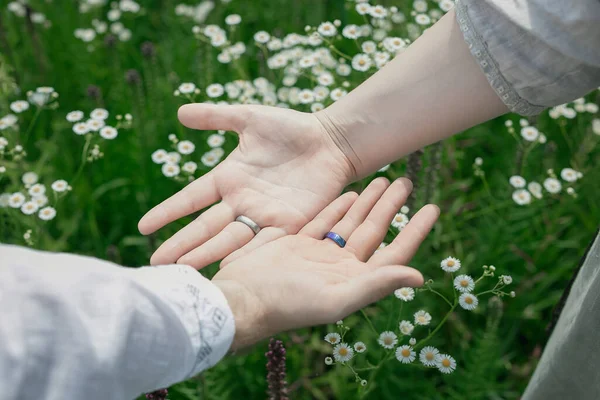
[212,279,267,351]
[313,110,361,182]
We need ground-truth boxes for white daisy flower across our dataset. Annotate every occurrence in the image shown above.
[360,41,376,55]
[33,195,48,207]
[182,161,198,174]
[399,320,415,336]
[395,345,416,364]
[440,256,461,273]
[439,0,454,12]
[342,24,360,39]
[413,0,428,12]
[414,310,432,326]
[351,54,372,72]
[86,118,105,132]
[383,37,406,53]
[28,184,46,197]
[51,180,69,192]
[151,149,168,164]
[22,172,39,186]
[512,189,532,205]
[324,332,341,345]
[509,175,526,188]
[310,103,324,113]
[10,100,29,113]
[206,83,225,98]
[419,346,440,367]
[330,88,347,101]
[253,31,270,43]
[178,82,196,94]
[369,5,388,18]
[38,206,56,221]
[585,103,598,113]
[356,3,371,15]
[207,134,225,148]
[99,126,118,140]
[436,354,456,374]
[354,342,367,353]
[174,142,194,157]
[21,201,39,215]
[317,22,337,37]
[201,151,220,167]
[90,108,109,120]
[415,13,431,25]
[324,356,333,365]
[0,136,7,149]
[0,193,10,208]
[528,182,543,199]
[225,14,241,26]
[298,89,315,104]
[391,212,409,229]
[8,192,26,208]
[378,331,398,349]
[520,126,539,142]
[73,122,89,135]
[66,111,84,122]
[161,163,180,178]
[543,177,562,194]
[332,343,354,363]
[394,287,415,302]
[0,114,17,130]
[560,168,579,182]
[317,72,334,86]
[459,293,479,311]
[374,51,391,68]
[453,275,475,293]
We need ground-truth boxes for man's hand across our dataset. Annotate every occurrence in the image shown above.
[138,104,353,268]
[211,178,439,350]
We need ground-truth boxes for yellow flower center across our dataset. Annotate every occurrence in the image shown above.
[460,280,468,287]
[401,349,410,357]
[384,337,392,345]
[465,296,473,304]
[447,260,455,267]
[338,348,348,356]
[442,359,451,367]
[358,59,366,66]
[425,353,434,361]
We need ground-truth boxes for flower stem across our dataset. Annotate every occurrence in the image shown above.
[414,303,456,351]
[360,309,378,335]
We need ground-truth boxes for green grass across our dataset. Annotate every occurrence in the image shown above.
[1,0,599,399]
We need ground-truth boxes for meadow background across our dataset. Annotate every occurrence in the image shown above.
[1,0,599,399]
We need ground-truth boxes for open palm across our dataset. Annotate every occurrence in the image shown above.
[212,178,439,349]
[138,104,352,268]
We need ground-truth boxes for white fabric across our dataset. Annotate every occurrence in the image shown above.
[0,244,235,400]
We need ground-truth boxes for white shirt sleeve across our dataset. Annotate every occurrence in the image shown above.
[0,244,235,400]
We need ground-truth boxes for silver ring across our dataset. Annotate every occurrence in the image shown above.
[235,215,261,235]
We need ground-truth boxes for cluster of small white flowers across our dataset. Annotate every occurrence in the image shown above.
[26,87,59,109]
[67,108,120,141]
[0,172,69,222]
[175,1,215,24]
[7,1,51,28]
[75,1,142,45]
[548,97,598,120]
[509,167,583,205]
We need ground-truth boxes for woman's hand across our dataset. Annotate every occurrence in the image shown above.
[211,178,439,350]
[138,104,353,268]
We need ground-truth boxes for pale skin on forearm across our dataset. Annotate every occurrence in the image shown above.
[317,9,509,179]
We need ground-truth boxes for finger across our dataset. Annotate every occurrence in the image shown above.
[328,265,424,320]
[345,178,412,261]
[221,227,287,268]
[150,202,233,265]
[325,178,390,246]
[299,192,358,239]
[368,204,440,267]
[139,174,219,235]
[177,221,255,269]
[178,103,251,133]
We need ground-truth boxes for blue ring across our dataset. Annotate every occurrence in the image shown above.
[324,232,346,248]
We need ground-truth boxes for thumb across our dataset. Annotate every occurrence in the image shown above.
[178,103,250,132]
[330,266,424,320]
